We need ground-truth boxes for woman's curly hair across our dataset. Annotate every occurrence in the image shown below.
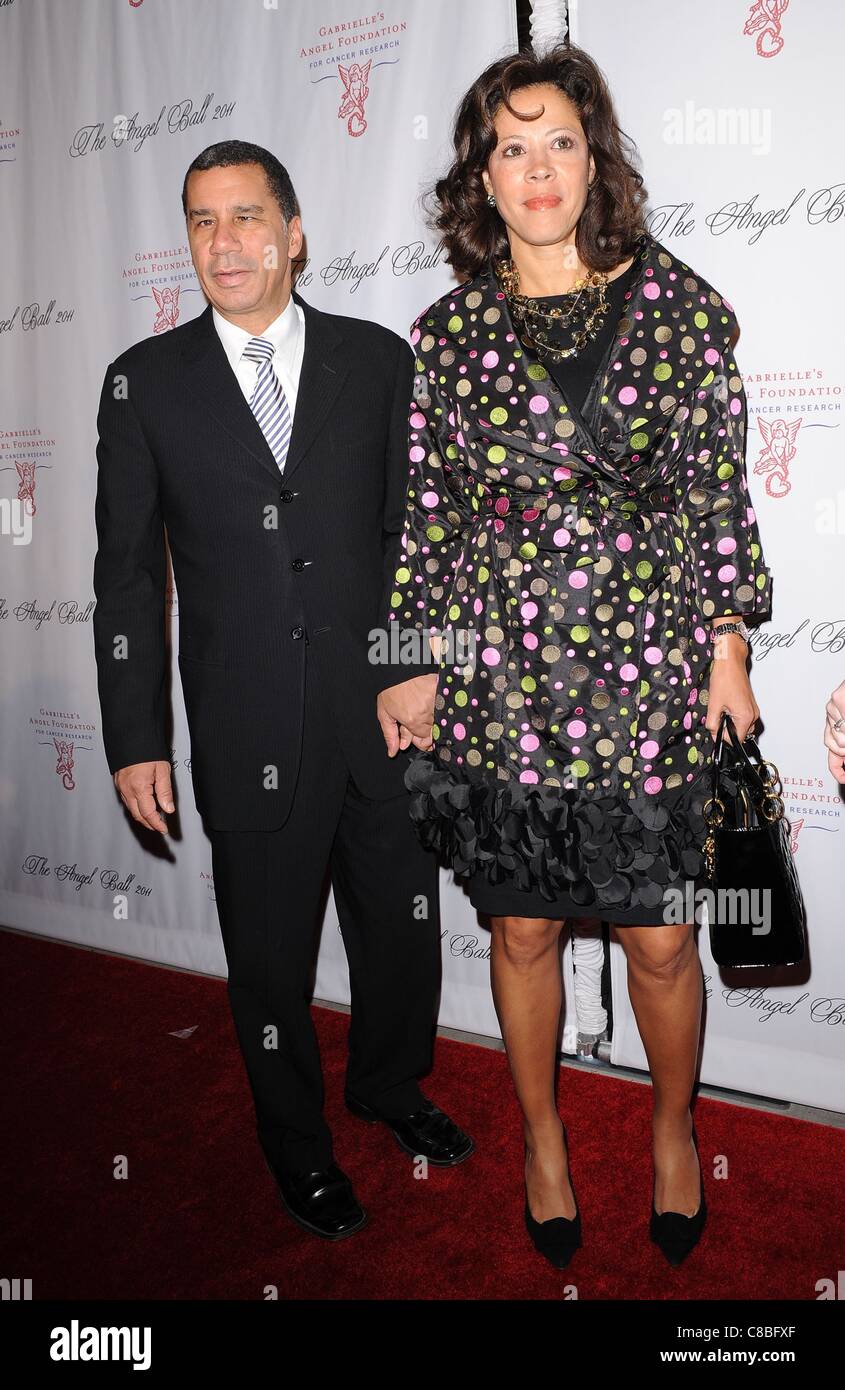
[425,42,648,283]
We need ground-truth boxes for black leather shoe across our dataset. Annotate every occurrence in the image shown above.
[650,1124,707,1266]
[345,1091,474,1166]
[264,1157,368,1240]
[524,1124,582,1269]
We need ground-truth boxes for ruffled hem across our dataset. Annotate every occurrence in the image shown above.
[403,751,710,914]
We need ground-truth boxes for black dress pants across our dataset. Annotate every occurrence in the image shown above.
[207,646,442,1176]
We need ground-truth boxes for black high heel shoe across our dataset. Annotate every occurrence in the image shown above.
[650,1123,707,1267]
[524,1123,582,1269]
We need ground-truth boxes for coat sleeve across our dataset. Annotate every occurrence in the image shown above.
[92,357,170,773]
[675,315,773,625]
[373,316,475,691]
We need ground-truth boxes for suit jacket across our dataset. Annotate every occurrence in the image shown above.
[93,287,428,832]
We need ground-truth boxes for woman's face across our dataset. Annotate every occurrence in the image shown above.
[482,83,595,259]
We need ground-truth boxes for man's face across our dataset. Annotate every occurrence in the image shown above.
[185,162,302,326]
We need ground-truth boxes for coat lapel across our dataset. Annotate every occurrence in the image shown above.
[470,231,653,475]
[179,288,349,489]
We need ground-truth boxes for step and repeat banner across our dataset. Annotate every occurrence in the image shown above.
[1,0,842,1110]
[571,0,845,1109]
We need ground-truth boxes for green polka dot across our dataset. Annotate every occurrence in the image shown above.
[756,573,767,589]
[395,566,411,583]
[631,432,649,450]
[426,524,445,542]
[519,542,537,559]
[447,315,463,332]
[570,625,590,642]
[477,565,489,582]
[488,444,506,464]
[570,759,590,778]
[455,689,468,706]
[448,604,461,621]
[527,363,548,380]
[490,407,508,424]
[521,675,536,692]
[654,363,672,381]
[628,586,645,602]
[694,311,708,328]
[717,463,735,479]
[687,747,699,763]
[635,561,653,579]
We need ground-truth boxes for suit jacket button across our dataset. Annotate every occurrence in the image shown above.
[291,557,305,571]
[280,489,293,503]
[290,625,304,640]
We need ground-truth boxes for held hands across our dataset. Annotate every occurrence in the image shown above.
[114,760,175,834]
[377,673,438,756]
[824,679,845,785]
[705,630,760,744]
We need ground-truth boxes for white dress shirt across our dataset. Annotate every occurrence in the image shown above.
[212,293,305,417]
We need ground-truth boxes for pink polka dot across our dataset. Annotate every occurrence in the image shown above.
[521,601,538,620]
[421,491,440,507]
[567,720,587,737]
[716,537,737,554]
[619,663,638,680]
[520,733,539,751]
[717,564,737,582]
[644,646,662,664]
[641,740,659,758]
[729,398,742,415]
[553,528,571,546]
[694,626,708,644]
[569,570,589,588]
[618,386,638,406]
[481,647,500,666]
[643,282,660,299]
[528,394,549,414]
[453,723,466,740]
[644,776,663,793]
[409,446,425,463]
[523,632,538,650]
[482,350,499,368]
[616,533,633,552]
[519,770,539,783]
[410,412,426,428]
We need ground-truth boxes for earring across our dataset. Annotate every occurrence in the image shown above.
[487,193,496,207]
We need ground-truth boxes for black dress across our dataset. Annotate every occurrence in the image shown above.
[464,256,681,924]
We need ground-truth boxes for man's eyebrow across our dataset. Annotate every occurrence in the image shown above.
[187,203,266,217]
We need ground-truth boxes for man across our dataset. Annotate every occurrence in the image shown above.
[93,140,471,1241]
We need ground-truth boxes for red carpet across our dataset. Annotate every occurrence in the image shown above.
[2,929,841,1300]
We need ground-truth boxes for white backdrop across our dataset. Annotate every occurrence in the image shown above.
[1,0,842,1111]
[572,0,845,1108]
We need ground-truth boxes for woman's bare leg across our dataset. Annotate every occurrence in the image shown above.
[616,922,703,1215]
[489,914,576,1222]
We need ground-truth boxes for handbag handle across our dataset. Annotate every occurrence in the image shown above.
[708,711,784,826]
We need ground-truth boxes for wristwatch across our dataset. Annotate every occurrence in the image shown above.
[709,619,752,645]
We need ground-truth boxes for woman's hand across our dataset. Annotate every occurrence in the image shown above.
[705,630,760,743]
[824,679,845,784]
[377,673,438,755]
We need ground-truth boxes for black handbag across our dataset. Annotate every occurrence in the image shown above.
[701,711,806,968]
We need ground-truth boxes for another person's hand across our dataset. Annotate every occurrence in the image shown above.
[114,760,175,834]
[705,630,760,744]
[824,679,845,785]
[377,673,438,756]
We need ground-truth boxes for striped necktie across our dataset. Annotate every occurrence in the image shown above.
[241,335,292,473]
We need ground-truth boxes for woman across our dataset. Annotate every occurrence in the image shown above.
[379,44,772,1268]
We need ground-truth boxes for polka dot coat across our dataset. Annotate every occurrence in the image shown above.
[387,230,774,911]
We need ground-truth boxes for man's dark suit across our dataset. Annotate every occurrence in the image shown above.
[93,288,439,1174]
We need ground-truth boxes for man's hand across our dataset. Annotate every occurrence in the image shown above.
[114,760,175,834]
[377,673,438,756]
